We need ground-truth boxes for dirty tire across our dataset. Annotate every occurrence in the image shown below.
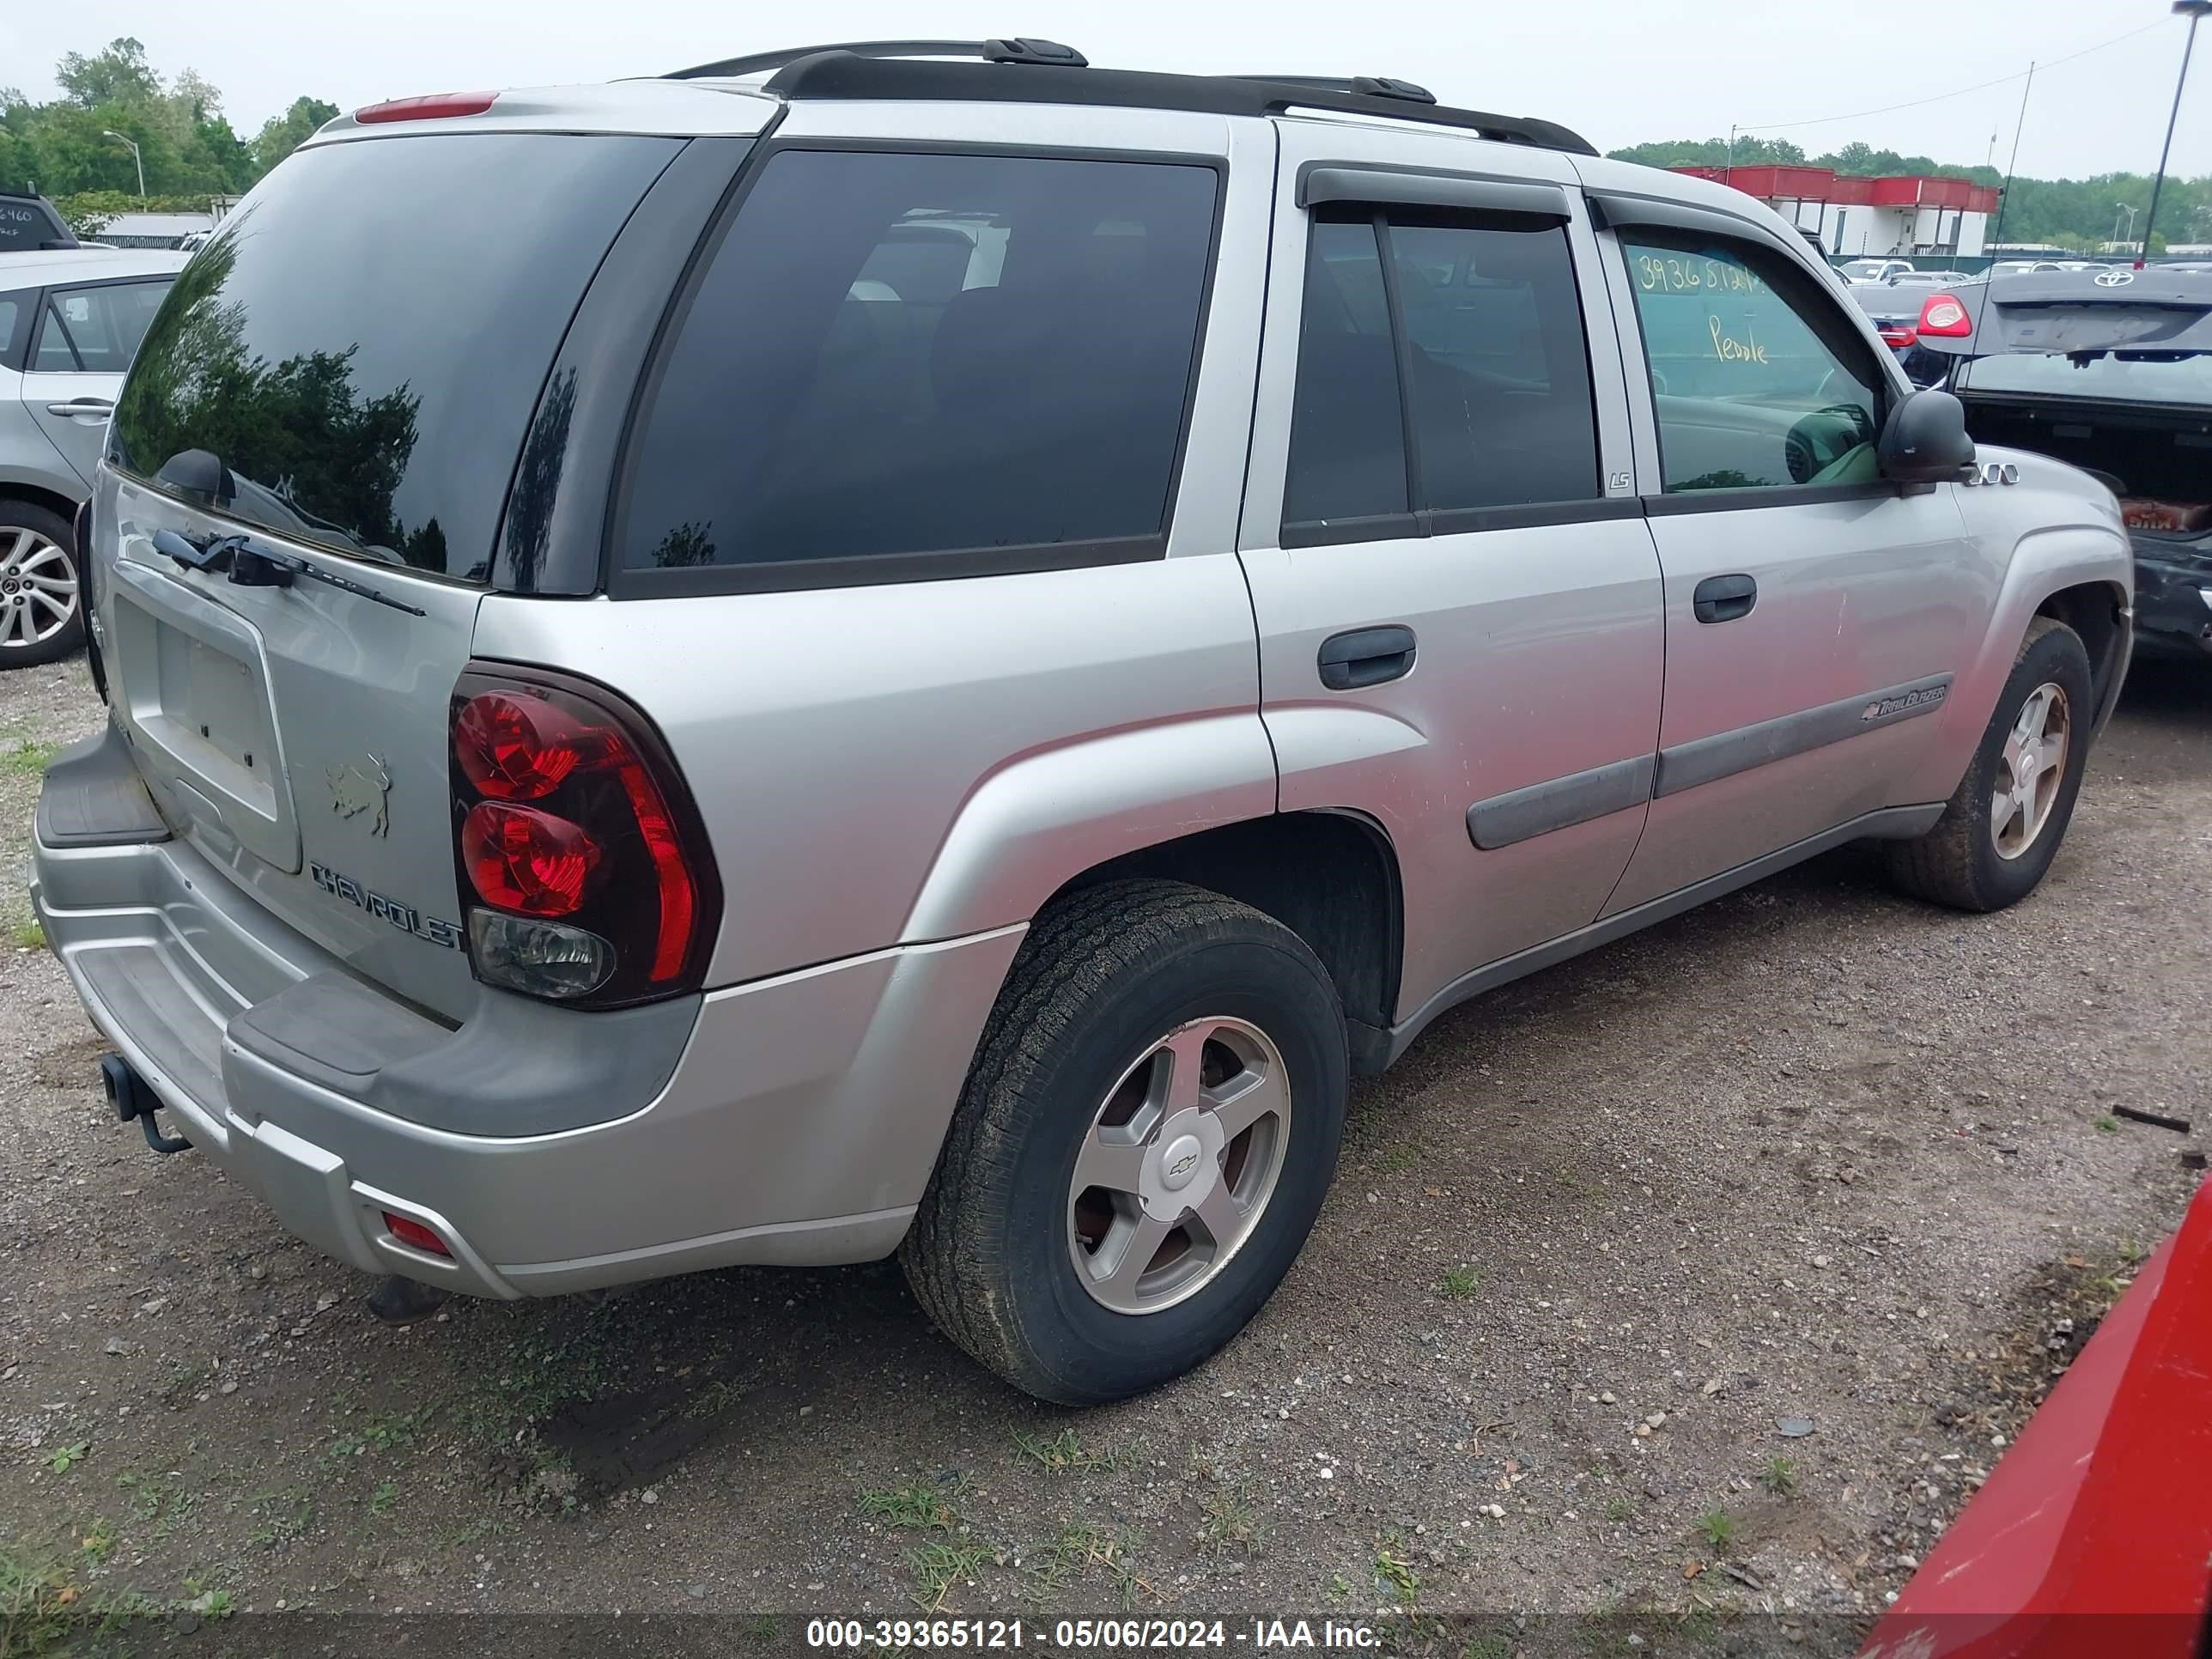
[1886,616,2093,912]
[900,878,1348,1405]
[0,499,82,669]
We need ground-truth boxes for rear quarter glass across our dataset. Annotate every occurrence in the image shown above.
[616,147,1220,583]
[107,131,684,581]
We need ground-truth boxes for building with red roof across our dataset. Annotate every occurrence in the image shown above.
[1672,165,2002,258]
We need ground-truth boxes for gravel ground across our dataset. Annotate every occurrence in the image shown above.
[1,653,2205,1656]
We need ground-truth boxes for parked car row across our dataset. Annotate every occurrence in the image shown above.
[0,246,187,664]
[1852,266,2212,659]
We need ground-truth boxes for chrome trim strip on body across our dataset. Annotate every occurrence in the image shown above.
[1467,754,1655,850]
[1652,673,1954,799]
[1463,672,1951,851]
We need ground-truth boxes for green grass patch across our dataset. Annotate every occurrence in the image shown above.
[1372,1536,1419,1606]
[0,1548,164,1659]
[860,1474,967,1533]
[1012,1426,1119,1474]
[1194,1485,1265,1554]
[904,1542,992,1613]
[3,740,58,777]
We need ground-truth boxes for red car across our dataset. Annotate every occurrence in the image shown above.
[1858,1176,2212,1658]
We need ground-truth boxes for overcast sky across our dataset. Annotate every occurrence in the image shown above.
[3,0,2206,179]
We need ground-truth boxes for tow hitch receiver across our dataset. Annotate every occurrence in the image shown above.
[100,1054,192,1155]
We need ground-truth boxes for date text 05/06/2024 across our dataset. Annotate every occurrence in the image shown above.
[804,1618,1382,1650]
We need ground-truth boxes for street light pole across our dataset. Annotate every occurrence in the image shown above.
[2139,0,2211,268]
[100,131,144,198]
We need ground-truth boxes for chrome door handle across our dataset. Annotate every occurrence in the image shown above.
[47,399,114,419]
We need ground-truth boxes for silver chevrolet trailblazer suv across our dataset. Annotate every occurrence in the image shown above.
[32,42,2133,1404]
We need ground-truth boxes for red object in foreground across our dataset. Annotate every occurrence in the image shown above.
[1858,1176,2212,1659]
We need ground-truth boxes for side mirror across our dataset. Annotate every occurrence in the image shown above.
[1878,389,1975,484]
[155,447,233,504]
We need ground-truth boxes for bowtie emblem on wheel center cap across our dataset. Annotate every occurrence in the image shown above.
[1160,1135,1205,1190]
[1137,1109,1226,1218]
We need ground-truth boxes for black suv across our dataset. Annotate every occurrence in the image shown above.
[0,191,81,253]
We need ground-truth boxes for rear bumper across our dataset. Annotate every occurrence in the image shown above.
[33,726,1021,1297]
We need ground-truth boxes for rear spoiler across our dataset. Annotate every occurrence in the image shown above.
[1914,270,2212,360]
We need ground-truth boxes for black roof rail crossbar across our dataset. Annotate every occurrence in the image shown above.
[669,38,1086,81]
[757,53,1595,155]
[1236,75,1437,105]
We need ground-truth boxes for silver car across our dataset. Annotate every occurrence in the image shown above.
[0,247,186,665]
[33,44,2132,1404]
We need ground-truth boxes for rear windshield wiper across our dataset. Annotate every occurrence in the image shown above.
[149,527,426,617]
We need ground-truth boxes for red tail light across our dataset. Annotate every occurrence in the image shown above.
[1879,325,1918,348]
[455,690,586,799]
[449,667,719,1008]
[356,92,497,124]
[463,801,602,916]
[1917,293,1973,337]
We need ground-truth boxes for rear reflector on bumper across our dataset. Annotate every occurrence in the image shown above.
[381,1212,451,1257]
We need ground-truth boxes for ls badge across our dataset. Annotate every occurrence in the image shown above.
[327,755,392,837]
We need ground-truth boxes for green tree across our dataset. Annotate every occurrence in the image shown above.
[55,37,161,108]
[249,97,339,178]
[1607,136,1807,170]
[0,39,322,198]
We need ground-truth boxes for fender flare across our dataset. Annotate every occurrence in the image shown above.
[1895,520,2130,806]
[900,712,1279,943]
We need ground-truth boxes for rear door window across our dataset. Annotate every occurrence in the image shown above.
[1283,207,1601,542]
[110,132,682,580]
[619,148,1220,586]
[32,281,171,374]
[1284,215,1409,527]
[1389,218,1601,515]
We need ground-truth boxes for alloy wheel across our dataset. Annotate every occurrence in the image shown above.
[1990,681,2069,861]
[0,529,79,651]
[1066,1015,1291,1315]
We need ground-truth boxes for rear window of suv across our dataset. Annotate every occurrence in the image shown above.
[617,148,1220,588]
[0,196,71,252]
[109,133,681,580]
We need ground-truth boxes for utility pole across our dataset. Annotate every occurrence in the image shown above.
[1987,60,2035,253]
[2140,1,2211,266]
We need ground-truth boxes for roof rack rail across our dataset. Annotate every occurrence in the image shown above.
[1234,75,1437,106]
[668,38,1087,81]
[729,51,1591,155]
